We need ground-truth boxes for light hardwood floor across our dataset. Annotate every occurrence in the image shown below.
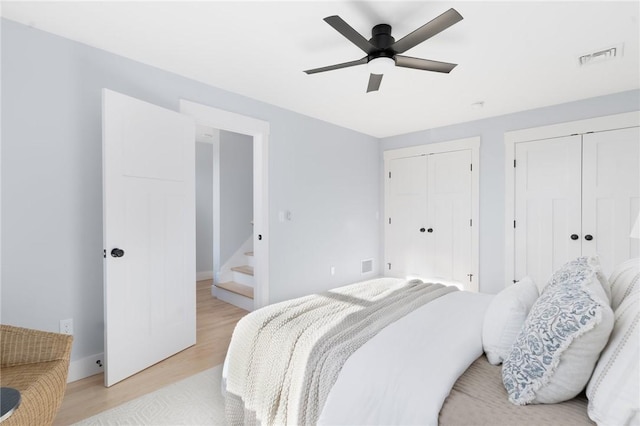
[53,280,247,425]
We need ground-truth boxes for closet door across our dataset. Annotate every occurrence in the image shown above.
[582,127,640,276]
[514,136,582,286]
[385,155,429,278]
[426,150,473,285]
[385,150,473,285]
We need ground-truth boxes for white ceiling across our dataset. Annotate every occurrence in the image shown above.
[2,1,639,138]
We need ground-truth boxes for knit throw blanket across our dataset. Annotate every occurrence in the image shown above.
[224,277,457,425]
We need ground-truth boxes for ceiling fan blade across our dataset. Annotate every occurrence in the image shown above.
[324,15,375,54]
[367,73,383,92]
[395,55,457,73]
[391,8,463,54]
[304,57,368,74]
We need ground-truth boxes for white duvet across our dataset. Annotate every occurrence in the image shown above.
[318,290,492,425]
[222,288,493,425]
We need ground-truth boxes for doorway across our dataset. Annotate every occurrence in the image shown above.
[195,127,255,311]
[180,100,270,309]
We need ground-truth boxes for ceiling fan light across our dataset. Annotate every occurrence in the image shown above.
[368,57,395,75]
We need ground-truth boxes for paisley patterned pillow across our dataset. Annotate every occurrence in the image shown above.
[502,256,614,405]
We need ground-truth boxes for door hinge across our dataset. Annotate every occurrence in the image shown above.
[470,219,472,227]
[387,263,392,270]
[103,249,106,259]
[470,163,473,171]
[514,220,517,228]
[513,159,516,168]
[388,217,391,224]
[388,172,391,178]
[467,273,473,282]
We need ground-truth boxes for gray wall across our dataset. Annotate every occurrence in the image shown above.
[0,19,381,363]
[195,142,213,274]
[380,89,640,295]
[220,131,253,266]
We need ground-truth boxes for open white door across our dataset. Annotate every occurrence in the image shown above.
[102,89,196,387]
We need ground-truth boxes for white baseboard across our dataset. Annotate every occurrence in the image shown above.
[196,270,214,281]
[68,352,104,383]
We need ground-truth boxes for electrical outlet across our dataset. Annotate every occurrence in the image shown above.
[59,318,73,335]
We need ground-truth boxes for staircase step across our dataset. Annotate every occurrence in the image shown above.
[215,281,254,299]
[231,265,254,276]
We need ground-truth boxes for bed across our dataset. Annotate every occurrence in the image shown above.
[222,257,639,425]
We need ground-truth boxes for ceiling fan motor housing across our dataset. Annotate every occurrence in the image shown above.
[369,24,395,61]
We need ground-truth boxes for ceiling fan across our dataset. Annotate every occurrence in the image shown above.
[304,8,463,93]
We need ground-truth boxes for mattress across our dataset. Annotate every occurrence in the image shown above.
[439,355,594,425]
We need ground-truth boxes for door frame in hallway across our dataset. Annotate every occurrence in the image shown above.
[180,100,270,309]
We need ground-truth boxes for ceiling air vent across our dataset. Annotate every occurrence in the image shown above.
[578,44,623,66]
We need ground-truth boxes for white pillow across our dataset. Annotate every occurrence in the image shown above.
[502,256,614,405]
[587,290,640,425]
[482,277,539,365]
[608,258,640,311]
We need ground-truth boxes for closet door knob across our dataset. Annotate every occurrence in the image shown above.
[584,234,594,241]
[420,228,426,233]
[570,234,579,240]
[427,228,434,233]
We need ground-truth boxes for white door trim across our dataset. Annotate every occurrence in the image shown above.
[504,111,640,286]
[210,130,222,282]
[383,137,480,161]
[383,137,480,291]
[180,100,270,309]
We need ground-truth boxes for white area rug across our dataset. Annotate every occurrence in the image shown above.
[73,365,226,425]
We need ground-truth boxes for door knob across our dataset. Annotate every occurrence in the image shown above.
[584,234,594,241]
[570,234,579,240]
[427,228,434,233]
[110,248,125,258]
[420,228,426,233]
